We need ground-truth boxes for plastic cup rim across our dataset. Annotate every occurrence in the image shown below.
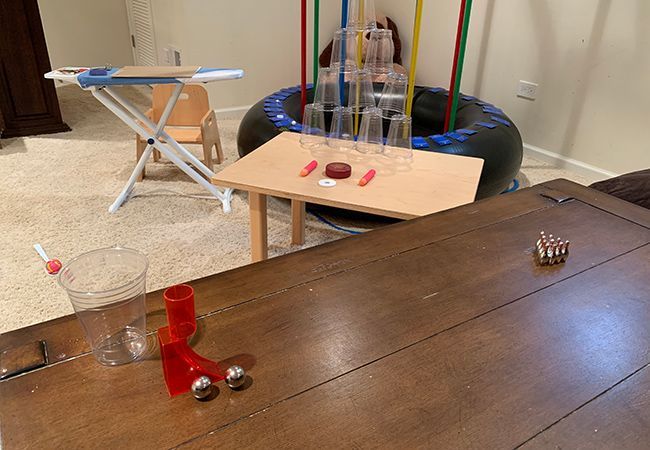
[58,246,149,297]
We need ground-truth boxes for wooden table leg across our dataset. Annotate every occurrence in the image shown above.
[291,199,306,245]
[249,192,268,262]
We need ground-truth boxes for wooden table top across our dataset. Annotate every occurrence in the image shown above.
[212,132,484,219]
[1,179,649,449]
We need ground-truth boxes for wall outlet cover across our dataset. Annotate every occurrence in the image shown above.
[517,80,538,100]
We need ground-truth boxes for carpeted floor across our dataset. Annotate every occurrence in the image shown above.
[0,85,590,333]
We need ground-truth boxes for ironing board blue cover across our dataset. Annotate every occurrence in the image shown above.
[77,67,243,88]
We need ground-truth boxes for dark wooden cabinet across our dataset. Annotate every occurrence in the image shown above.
[0,0,69,137]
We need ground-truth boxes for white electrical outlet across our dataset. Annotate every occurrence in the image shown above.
[517,80,538,100]
[161,47,171,65]
[170,46,182,66]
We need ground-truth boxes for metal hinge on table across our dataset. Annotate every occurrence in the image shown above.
[0,340,49,380]
[540,189,575,204]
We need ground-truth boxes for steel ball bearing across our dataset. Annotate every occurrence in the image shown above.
[190,376,213,400]
[225,365,246,390]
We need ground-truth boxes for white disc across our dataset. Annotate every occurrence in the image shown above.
[318,179,337,187]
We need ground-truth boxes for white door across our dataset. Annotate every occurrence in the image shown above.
[126,0,157,66]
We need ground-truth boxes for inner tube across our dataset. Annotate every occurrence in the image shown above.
[237,84,522,199]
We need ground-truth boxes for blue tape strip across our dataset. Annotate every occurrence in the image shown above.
[476,101,493,107]
[431,134,453,146]
[482,106,504,115]
[491,116,511,127]
[445,132,469,143]
[274,119,295,128]
[268,114,289,121]
[412,137,429,149]
[501,178,520,194]
[476,121,498,129]
[428,87,445,94]
[462,95,476,101]
[456,128,478,136]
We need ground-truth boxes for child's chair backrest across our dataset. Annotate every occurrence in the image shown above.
[152,85,210,126]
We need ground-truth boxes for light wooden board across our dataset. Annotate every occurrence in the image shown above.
[212,132,484,219]
[112,65,200,78]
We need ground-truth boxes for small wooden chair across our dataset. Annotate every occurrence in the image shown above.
[136,85,223,181]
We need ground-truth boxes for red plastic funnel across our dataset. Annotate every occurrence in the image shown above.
[158,284,224,397]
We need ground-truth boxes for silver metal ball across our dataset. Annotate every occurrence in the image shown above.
[225,365,246,389]
[190,376,213,400]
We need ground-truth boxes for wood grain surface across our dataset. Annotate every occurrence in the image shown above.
[0,182,557,364]
[1,180,649,449]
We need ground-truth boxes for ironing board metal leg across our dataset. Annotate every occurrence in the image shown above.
[108,145,155,213]
[105,86,217,179]
[93,86,233,214]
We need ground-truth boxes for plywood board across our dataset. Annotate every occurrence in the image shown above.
[212,132,484,219]
[112,65,200,78]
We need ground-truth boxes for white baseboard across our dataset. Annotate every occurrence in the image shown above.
[214,105,252,120]
[523,143,619,183]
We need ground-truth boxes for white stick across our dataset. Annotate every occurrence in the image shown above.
[34,244,50,262]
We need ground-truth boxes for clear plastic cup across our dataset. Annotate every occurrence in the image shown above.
[58,247,148,366]
[356,106,384,154]
[378,72,408,119]
[330,28,358,74]
[364,29,394,76]
[313,67,341,112]
[348,69,376,113]
[385,114,413,160]
[300,103,326,148]
[347,0,377,31]
[328,106,355,150]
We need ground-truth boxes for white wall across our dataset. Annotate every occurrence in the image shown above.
[376,0,650,179]
[38,0,134,69]
[149,0,342,109]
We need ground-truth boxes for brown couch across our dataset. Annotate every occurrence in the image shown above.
[589,169,650,209]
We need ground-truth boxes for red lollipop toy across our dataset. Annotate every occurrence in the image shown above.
[34,244,62,275]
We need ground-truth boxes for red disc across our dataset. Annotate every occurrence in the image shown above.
[325,162,352,179]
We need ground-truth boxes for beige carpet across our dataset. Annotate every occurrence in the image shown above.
[0,85,590,333]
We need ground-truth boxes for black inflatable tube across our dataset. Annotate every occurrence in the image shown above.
[237,84,522,199]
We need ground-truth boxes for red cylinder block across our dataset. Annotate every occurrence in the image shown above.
[163,284,197,340]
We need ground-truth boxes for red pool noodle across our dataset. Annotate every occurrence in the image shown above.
[444,0,467,132]
[300,0,307,114]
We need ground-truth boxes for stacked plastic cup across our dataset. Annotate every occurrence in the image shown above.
[347,0,377,31]
[378,72,408,119]
[330,28,359,75]
[385,114,413,160]
[356,106,384,154]
[347,69,376,113]
[313,67,341,112]
[328,106,355,150]
[58,247,149,366]
[300,103,326,148]
[364,29,394,76]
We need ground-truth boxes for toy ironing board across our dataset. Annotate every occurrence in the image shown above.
[45,66,244,213]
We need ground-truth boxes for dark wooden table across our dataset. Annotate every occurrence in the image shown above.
[1,179,649,449]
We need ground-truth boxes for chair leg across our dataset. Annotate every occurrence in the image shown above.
[202,140,214,173]
[135,135,147,182]
[214,122,224,164]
